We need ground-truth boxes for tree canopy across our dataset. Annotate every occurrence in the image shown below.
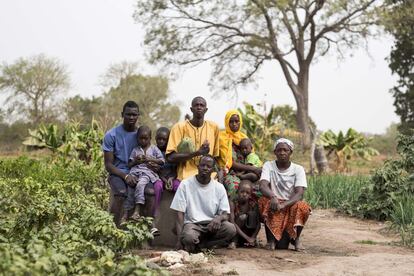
[0,54,70,124]
[384,0,414,134]
[101,74,181,131]
[135,0,381,147]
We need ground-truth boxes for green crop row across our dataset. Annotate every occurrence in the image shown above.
[0,157,163,275]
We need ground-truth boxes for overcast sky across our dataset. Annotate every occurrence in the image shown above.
[0,0,399,134]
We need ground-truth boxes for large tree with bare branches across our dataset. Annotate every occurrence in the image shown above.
[0,54,70,124]
[134,0,381,146]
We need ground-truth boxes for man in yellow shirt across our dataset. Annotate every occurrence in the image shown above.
[166,96,220,180]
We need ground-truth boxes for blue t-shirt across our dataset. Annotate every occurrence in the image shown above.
[102,125,138,174]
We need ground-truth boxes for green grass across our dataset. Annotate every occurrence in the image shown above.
[354,240,378,245]
[390,195,414,247]
[305,175,369,209]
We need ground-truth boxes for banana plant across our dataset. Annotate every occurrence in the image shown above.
[238,102,301,159]
[318,128,379,172]
[23,119,104,166]
[22,124,63,152]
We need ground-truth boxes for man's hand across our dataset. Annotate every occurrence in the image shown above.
[207,216,222,232]
[125,174,138,187]
[198,140,210,156]
[245,237,256,247]
[270,196,281,212]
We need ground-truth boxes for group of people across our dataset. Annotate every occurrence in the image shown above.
[102,97,311,252]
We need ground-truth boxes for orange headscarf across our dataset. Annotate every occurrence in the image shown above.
[218,110,248,170]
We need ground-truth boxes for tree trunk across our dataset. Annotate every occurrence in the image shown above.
[295,65,311,149]
[314,145,329,174]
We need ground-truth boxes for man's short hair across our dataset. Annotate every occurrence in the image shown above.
[122,101,139,113]
[191,96,207,106]
[200,154,216,165]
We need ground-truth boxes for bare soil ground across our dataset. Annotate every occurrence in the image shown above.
[142,209,414,275]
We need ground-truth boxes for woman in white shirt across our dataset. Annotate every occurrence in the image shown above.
[259,138,311,251]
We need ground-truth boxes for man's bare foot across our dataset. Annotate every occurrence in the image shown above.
[119,214,128,226]
[294,238,305,251]
[228,242,236,249]
[130,211,141,221]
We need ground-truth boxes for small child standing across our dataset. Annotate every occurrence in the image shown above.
[153,127,180,218]
[236,138,263,182]
[228,180,261,249]
[123,125,164,224]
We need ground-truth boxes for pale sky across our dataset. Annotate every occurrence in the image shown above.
[0,0,399,134]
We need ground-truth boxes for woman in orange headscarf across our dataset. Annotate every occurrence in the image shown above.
[218,110,262,199]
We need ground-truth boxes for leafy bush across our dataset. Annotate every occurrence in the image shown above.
[346,133,414,220]
[0,157,160,275]
[23,120,104,167]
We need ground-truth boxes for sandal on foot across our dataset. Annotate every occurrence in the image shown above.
[150,227,160,237]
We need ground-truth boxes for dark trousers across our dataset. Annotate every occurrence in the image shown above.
[181,221,236,252]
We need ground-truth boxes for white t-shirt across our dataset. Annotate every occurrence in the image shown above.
[170,176,230,224]
[260,161,307,200]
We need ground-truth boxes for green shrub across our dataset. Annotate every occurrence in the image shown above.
[0,157,159,275]
[346,133,414,220]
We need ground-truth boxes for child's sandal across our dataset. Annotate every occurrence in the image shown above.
[165,178,173,191]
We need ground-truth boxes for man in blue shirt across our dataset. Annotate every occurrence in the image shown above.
[102,101,140,227]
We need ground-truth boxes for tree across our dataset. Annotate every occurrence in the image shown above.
[238,102,301,160]
[99,60,140,89]
[64,95,103,124]
[101,73,181,130]
[384,0,414,134]
[134,0,381,147]
[0,54,70,124]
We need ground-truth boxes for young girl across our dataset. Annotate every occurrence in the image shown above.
[123,125,164,225]
[228,180,261,249]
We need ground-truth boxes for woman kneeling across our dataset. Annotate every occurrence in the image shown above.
[259,138,311,251]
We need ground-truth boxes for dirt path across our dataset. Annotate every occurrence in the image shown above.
[163,209,414,275]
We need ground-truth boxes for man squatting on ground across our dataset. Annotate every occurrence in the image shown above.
[170,155,237,252]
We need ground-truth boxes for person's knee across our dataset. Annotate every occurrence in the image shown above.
[153,181,163,191]
[145,188,155,196]
[222,221,237,237]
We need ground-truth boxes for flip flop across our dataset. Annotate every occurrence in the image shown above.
[150,227,160,237]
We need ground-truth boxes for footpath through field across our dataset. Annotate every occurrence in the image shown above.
[189,209,414,275]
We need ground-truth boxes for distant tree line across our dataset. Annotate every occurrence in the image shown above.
[0,56,181,151]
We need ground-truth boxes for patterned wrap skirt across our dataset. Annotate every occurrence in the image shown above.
[258,197,311,241]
